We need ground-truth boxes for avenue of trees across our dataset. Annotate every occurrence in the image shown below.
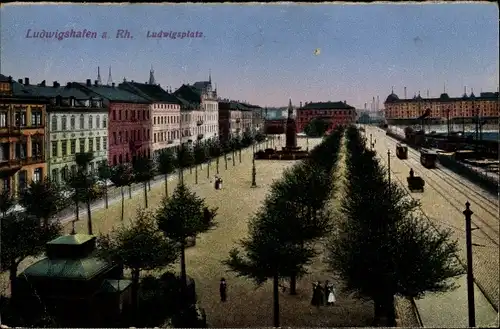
[224,127,345,327]
[304,118,330,137]
[326,126,464,326]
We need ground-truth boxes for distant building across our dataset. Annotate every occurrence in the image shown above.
[15,80,108,183]
[384,89,499,124]
[73,79,151,166]
[119,76,181,162]
[296,101,356,132]
[1,76,48,196]
[217,100,254,142]
[174,74,219,144]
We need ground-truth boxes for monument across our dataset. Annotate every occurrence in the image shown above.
[254,99,309,160]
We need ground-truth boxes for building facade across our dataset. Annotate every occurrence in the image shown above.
[296,101,356,132]
[119,81,181,161]
[16,80,108,183]
[74,80,151,166]
[174,76,219,144]
[384,90,500,124]
[1,76,48,196]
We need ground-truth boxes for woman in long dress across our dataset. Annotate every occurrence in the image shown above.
[327,282,336,305]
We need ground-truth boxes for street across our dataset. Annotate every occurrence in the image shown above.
[364,125,499,326]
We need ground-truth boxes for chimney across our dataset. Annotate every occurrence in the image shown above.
[112,82,115,88]
[53,81,60,88]
[86,79,91,87]
[24,77,29,85]
[94,80,98,86]
[18,79,23,84]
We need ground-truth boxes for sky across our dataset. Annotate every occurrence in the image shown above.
[1,3,498,108]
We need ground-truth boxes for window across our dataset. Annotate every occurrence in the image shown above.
[31,110,42,126]
[89,115,93,129]
[0,112,7,127]
[154,117,157,125]
[79,139,85,152]
[119,110,122,120]
[89,138,94,152]
[79,114,84,129]
[62,116,67,130]
[51,168,59,183]
[61,166,68,181]
[113,111,116,121]
[71,139,76,154]
[113,132,117,144]
[61,140,67,156]
[70,115,76,130]
[103,116,107,128]
[52,141,58,157]
[90,162,94,172]
[96,115,100,128]
[51,116,57,131]
[14,111,27,126]
[119,154,123,163]
[113,155,117,166]
[103,137,107,150]
[18,170,27,192]
[154,133,156,143]
[33,168,42,183]
[125,131,129,141]
[118,131,122,143]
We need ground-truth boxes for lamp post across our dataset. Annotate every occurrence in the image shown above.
[370,134,373,149]
[463,201,476,328]
[251,143,257,188]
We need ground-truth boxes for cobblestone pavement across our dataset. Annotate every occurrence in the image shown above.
[365,126,499,327]
[2,137,377,327]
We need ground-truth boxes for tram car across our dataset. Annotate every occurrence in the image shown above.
[395,143,408,159]
[420,148,438,168]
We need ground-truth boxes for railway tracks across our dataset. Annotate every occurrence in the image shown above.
[368,127,500,312]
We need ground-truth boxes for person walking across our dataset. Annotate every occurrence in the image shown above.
[220,278,227,302]
[311,281,320,306]
[326,282,336,306]
[409,168,414,178]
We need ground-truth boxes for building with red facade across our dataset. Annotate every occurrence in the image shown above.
[296,101,356,133]
[73,80,151,166]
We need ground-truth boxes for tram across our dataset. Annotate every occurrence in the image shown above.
[420,148,438,168]
[396,143,408,159]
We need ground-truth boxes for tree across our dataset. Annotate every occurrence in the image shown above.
[97,208,179,312]
[255,132,266,144]
[304,118,330,137]
[155,182,217,302]
[132,156,155,209]
[221,140,229,170]
[157,148,177,198]
[19,178,68,227]
[223,210,314,327]
[210,140,222,174]
[1,211,61,298]
[266,161,335,294]
[327,126,464,326]
[109,164,133,221]
[241,130,254,147]
[177,144,194,181]
[0,189,15,217]
[97,162,112,209]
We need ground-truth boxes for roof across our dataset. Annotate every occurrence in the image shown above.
[12,82,97,99]
[192,81,211,91]
[174,84,202,105]
[0,74,11,82]
[384,91,499,103]
[47,234,95,246]
[20,256,111,280]
[385,93,400,103]
[75,83,151,103]
[300,101,355,110]
[101,279,133,293]
[120,82,180,104]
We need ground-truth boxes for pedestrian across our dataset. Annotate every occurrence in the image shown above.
[311,281,319,306]
[326,281,336,306]
[409,168,414,178]
[219,278,227,302]
[317,281,325,306]
[219,177,223,189]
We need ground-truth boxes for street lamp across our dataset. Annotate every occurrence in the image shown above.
[463,201,476,328]
[251,143,257,188]
[387,150,391,185]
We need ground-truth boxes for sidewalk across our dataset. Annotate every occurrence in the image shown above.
[414,275,498,328]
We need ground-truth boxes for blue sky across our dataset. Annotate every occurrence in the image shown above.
[1,3,498,108]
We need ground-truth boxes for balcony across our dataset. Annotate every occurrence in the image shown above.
[0,158,22,172]
[21,155,44,166]
[196,120,204,126]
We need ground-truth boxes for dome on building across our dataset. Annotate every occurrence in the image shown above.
[385,93,399,103]
[439,93,450,100]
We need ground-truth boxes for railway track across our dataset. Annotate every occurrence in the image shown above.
[368,127,500,312]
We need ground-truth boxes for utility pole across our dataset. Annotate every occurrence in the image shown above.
[463,201,476,328]
[387,150,391,185]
